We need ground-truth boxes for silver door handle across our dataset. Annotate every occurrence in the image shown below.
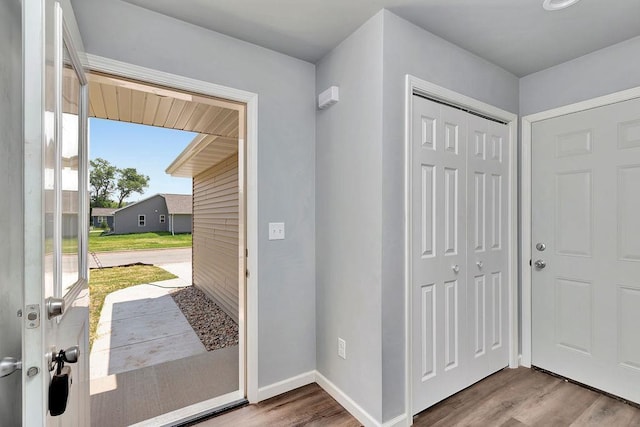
[476,261,483,269]
[452,264,460,274]
[0,357,22,378]
[46,297,65,319]
[534,259,546,269]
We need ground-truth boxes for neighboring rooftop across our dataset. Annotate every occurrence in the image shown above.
[162,194,192,215]
[113,193,192,215]
[91,207,117,216]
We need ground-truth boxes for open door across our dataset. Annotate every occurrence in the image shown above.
[23,1,90,425]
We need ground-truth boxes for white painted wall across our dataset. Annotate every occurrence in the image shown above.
[0,0,23,424]
[520,35,640,115]
[316,12,385,422]
[380,10,519,421]
[70,0,317,388]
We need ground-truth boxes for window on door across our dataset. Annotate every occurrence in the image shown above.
[138,215,146,227]
[159,214,165,223]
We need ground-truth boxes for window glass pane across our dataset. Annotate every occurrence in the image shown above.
[61,42,81,296]
[44,36,56,298]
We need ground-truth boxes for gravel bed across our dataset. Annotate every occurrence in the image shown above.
[171,286,239,351]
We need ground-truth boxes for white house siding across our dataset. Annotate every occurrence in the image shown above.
[193,153,239,322]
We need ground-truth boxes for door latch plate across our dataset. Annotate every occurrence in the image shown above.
[25,305,40,329]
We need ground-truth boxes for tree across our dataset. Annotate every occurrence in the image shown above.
[90,158,117,207]
[115,168,150,208]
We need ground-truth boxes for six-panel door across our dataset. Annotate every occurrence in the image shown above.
[532,96,640,405]
[411,96,510,414]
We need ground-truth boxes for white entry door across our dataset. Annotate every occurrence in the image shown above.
[23,1,90,425]
[411,95,510,414]
[532,96,640,404]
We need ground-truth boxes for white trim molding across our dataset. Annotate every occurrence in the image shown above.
[81,53,260,407]
[258,371,408,426]
[130,391,245,427]
[520,85,640,367]
[404,74,519,419]
[257,371,316,402]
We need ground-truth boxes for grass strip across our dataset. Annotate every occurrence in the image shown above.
[89,265,176,349]
[89,231,192,252]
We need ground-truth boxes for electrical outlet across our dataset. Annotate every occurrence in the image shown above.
[338,338,346,359]
[268,222,285,240]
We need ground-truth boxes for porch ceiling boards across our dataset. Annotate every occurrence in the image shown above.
[87,72,241,178]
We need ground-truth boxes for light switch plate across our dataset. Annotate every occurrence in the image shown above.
[268,222,285,240]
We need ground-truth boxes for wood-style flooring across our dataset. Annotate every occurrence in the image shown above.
[194,367,640,427]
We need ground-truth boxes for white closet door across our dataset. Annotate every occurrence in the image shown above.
[532,97,640,404]
[411,96,510,414]
[466,115,510,380]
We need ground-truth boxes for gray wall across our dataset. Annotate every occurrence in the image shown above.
[316,12,384,421]
[0,0,22,424]
[92,215,114,229]
[520,35,640,116]
[380,10,519,421]
[316,10,520,422]
[71,0,316,388]
[113,195,169,234]
[171,214,192,234]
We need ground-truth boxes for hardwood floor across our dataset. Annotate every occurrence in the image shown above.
[192,383,360,427]
[193,368,640,427]
[413,368,640,426]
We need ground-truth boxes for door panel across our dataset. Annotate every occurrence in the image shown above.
[411,96,510,414]
[0,0,24,424]
[466,115,510,381]
[532,96,640,404]
[23,1,89,425]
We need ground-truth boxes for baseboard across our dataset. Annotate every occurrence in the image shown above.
[257,370,316,401]
[258,370,409,427]
[382,414,410,427]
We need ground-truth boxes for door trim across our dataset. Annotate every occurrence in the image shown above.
[82,54,260,408]
[404,74,519,418]
[520,85,640,367]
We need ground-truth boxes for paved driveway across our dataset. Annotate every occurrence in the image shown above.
[89,247,191,269]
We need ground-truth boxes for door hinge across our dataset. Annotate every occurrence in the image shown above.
[246,248,248,257]
[246,269,250,278]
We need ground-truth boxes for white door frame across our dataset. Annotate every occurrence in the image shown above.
[520,86,640,368]
[82,54,259,413]
[404,74,519,419]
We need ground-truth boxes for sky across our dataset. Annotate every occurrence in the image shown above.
[89,118,196,203]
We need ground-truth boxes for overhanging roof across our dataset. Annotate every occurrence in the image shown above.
[165,133,238,178]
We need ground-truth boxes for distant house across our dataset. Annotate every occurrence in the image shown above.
[112,194,192,235]
[90,207,116,229]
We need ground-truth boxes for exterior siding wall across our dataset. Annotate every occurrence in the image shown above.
[91,216,114,229]
[113,195,169,234]
[170,214,192,234]
[193,153,239,322]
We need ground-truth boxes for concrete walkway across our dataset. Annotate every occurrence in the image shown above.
[89,247,191,269]
[90,262,203,379]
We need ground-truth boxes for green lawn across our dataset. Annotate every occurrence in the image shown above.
[89,231,192,252]
[89,265,177,348]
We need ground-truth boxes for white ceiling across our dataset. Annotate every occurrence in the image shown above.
[122,0,640,77]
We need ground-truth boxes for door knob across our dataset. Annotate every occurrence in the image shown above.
[476,260,483,269]
[534,259,546,269]
[0,357,22,378]
[452,264,460,274]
